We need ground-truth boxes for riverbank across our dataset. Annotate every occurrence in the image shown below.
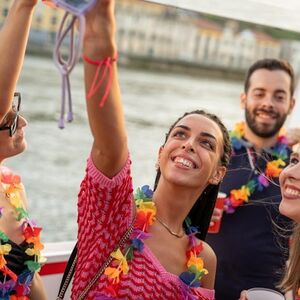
[27,45,245,82]
[121,54,245,81]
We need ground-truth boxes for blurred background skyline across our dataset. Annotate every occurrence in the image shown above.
[1,0,300,78]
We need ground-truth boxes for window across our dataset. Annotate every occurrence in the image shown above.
[51,16,57,26]
[2,8,8,17]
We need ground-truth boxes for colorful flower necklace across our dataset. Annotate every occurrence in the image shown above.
[0,166,45,298]
[103,185,208,298]
[225,122,289,213]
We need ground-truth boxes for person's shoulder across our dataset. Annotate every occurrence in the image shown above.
[200,240,216,265]
[198,240,217,289]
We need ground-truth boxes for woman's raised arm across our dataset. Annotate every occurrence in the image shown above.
[83,0,128,177]
[0,0,37,123]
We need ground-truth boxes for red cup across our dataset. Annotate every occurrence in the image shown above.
[208,192,226,233]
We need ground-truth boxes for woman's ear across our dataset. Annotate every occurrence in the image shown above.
[156,146,164,170]
[158,145,164,159]
[208,166,226,185]
[159,145,163,154]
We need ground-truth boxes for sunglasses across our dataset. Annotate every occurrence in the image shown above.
[0,92,21,137]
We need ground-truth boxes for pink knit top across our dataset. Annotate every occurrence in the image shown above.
[71,156,215,300]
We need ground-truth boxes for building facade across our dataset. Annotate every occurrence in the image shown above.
[0,0,299,75]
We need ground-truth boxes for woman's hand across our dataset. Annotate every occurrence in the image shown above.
[209,207,223,227]
[239,290,248,300]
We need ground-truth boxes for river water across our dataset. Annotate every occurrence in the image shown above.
[7,55,243,242]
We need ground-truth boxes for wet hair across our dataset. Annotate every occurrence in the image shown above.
[244,58,295,96]
[154,110,231,240]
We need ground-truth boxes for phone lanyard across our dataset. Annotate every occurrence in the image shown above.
[53,13,85,128]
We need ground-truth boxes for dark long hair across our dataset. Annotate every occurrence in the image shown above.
[154,110,231,240]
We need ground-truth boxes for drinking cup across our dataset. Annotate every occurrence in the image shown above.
[246,288,284,300]
[208,192,226,233]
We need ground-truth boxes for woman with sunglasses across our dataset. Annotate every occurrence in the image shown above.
[0,0,47,299]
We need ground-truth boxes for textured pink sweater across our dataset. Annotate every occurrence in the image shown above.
[71,157,215,300]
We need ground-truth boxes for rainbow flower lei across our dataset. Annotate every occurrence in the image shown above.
[102,185,208,298]
[0,166,46,299]
[225,122,289,213]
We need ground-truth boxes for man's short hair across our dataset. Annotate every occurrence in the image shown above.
[244,58,295,96]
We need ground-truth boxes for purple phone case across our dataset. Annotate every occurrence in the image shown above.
[55,0,97,15]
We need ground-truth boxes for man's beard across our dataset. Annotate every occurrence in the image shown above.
[245,107,288,138]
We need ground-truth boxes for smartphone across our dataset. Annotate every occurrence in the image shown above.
[43,0,97,15]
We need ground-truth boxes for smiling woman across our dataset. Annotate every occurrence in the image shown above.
[279,145,300,299]
[280,145,300,222]
[240,145,300,300]
[154,111,231,239]
[69,0,233,299]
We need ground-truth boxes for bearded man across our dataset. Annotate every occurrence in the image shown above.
[206,59,297,300]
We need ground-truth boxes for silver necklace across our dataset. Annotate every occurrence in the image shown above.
[156,217,185,238]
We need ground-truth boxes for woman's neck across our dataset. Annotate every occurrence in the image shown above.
[153,181,202,231]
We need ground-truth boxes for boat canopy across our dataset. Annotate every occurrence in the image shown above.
[145,0,300,33]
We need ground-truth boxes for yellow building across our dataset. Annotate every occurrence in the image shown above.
[0,1,64,33]
[32,3,64,33]
[0,0,164,32]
